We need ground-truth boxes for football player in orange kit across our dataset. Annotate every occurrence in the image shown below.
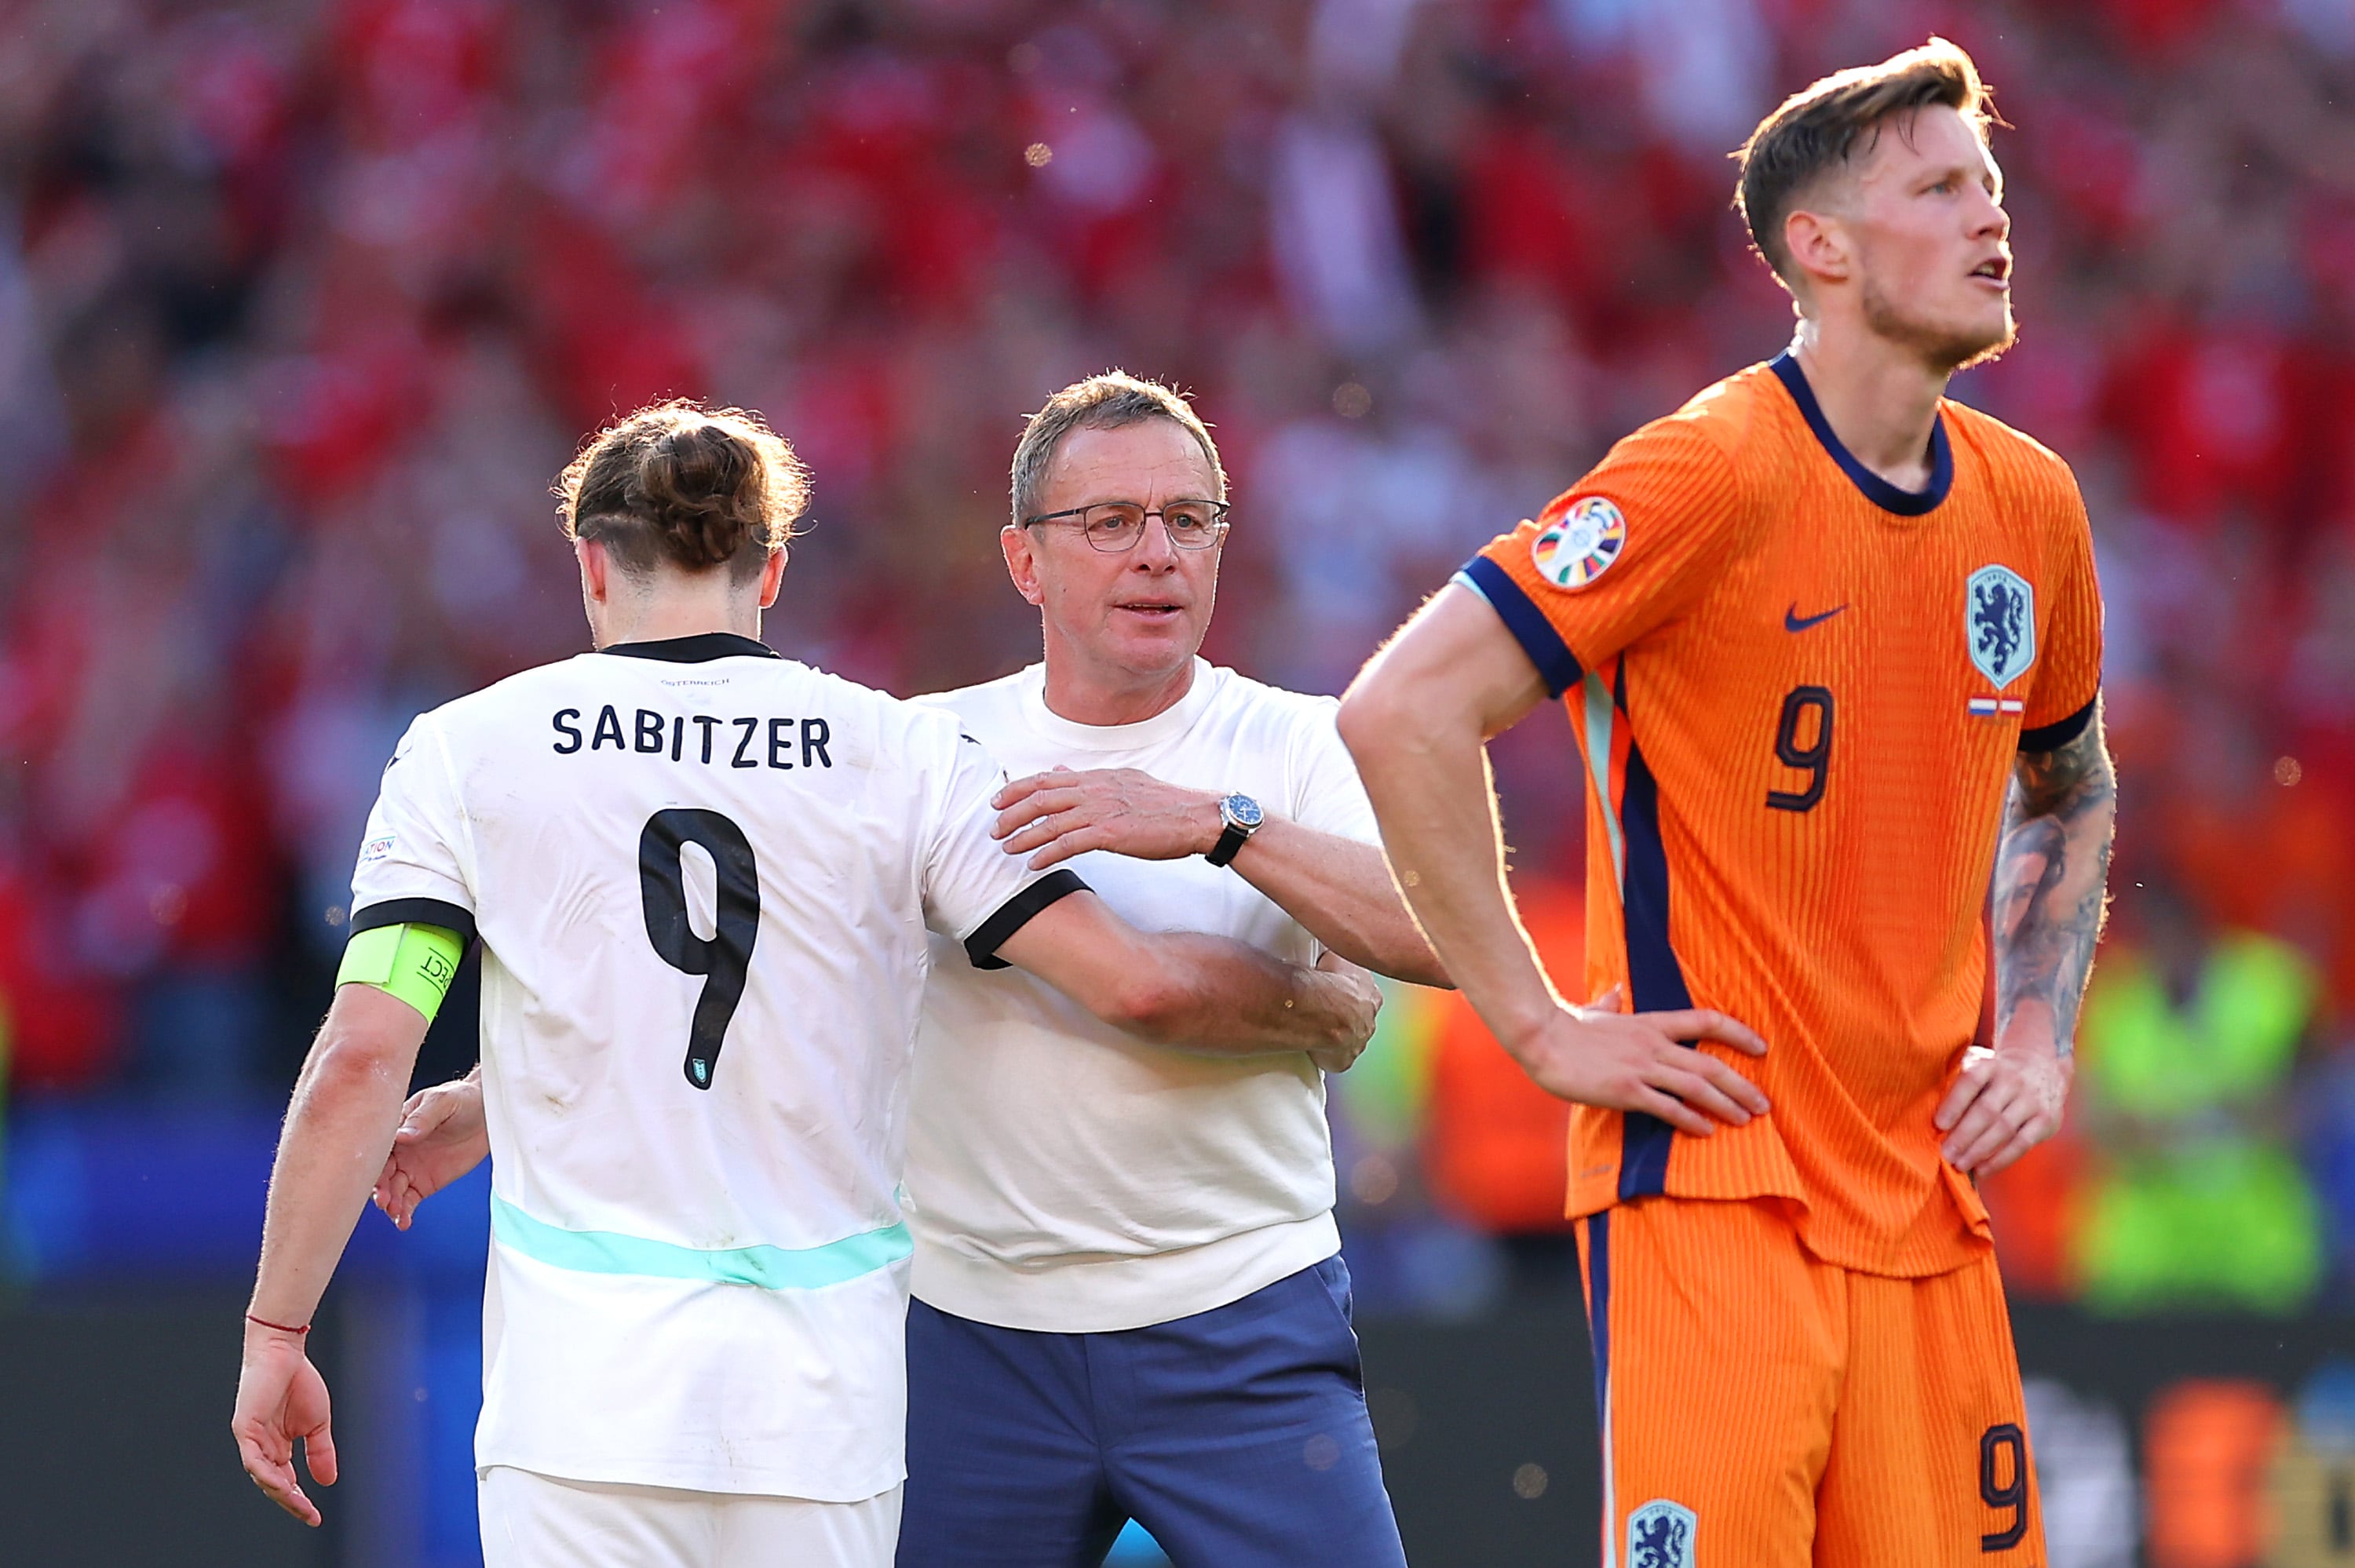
[1338,38,2116,1568]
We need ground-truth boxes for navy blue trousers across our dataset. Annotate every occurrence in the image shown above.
[898,1255,1407,1567]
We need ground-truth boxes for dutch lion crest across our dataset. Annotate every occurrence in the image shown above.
[1628,1499,1696,1568]
[1966,564,2036,689]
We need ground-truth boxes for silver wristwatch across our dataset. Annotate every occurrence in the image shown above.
[1205,792,1265,868]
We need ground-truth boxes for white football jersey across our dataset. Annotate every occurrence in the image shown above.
[348,632,1075,1501]
[906,659,1379,1333]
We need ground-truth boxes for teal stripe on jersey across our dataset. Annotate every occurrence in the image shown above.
[1583,670,1625,885]
[491,1194,911,1289]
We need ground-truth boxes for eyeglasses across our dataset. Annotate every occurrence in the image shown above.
[1020,500,1231,552]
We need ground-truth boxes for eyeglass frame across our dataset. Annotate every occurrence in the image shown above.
[1017,498,1232,552]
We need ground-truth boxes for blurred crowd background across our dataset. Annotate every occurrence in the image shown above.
[2,0,2354,1562]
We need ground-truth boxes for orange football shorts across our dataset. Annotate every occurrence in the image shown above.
[1576,1196,2045,1567]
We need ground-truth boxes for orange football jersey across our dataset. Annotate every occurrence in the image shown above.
[1462,353,2102,1277]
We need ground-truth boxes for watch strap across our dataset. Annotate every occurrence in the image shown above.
[1206,820,1251,868]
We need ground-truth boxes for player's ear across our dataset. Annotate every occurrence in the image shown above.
[1783,206,1852,293]
[1001,523,1046,607]
[757,547,786,610]
[575,538,611,607]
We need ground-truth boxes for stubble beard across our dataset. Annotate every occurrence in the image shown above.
[1862,275,2017,375]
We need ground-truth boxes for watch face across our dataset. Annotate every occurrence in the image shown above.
[1225,793,1264,828]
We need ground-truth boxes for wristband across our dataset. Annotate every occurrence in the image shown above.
[337,921,465,1023]
[246,1313,310,1335]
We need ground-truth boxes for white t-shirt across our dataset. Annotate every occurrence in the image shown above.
[348,633,1074,1502]
[906,658,1381,1333]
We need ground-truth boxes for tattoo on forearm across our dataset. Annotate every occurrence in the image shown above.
[1993,709,2117,1057]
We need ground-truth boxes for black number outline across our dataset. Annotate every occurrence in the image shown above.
[1766,685,1835,812]
[638,808,760,1091]
[1979,1422,2028,1552]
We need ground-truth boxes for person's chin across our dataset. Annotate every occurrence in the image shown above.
[1921,301,2014,373]
[1948,311,2016,372]
[1866,284,2012,373]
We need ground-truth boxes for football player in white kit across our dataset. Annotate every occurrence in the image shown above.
[229,399,1380,1566]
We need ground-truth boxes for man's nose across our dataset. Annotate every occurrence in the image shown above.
[1130,515,1181,567]
[1973,188,2010,240]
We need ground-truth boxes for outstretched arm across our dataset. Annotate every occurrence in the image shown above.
[1936,702,2117,1175]
[1336,587,1769,1134]
[991,768,1448,986]
[994,890,1382,1073]
[235,983,432,1526]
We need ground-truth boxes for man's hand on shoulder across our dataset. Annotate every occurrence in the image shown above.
[993,767,1223,870]
[373,1070,490,1230]
[1506,986,1770,1136]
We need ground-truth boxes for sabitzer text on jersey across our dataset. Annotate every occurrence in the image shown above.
[551,706,834,770]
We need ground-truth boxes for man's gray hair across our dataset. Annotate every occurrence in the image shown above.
[1009,371,1228,523]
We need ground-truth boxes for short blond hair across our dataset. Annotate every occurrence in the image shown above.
[1734,38,1997,285]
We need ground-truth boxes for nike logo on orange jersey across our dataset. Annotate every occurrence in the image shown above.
[1784,603,1848,632]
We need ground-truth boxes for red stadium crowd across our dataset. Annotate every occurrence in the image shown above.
[2,0,2352,1310]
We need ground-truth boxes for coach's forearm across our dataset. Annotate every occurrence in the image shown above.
[249,986,429,1327]
[1123,932,1372,1056]
[996,892,1371,1058]
[1230,822,1450,987]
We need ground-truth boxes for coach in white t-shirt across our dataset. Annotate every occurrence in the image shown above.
[896,373,1448,1567]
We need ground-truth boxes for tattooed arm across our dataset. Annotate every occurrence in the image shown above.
[1992,709,2119,1057]
[1934,699,2118,1176]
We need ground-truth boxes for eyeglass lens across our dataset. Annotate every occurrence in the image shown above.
[1080,503,1223,549]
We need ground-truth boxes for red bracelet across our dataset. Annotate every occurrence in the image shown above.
[245,1313,311,1335]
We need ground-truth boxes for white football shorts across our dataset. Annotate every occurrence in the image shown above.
[478,1465,902,1567]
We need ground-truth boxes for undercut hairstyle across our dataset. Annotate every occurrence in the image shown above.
[557,399,811,582]
[1733,38,1996,286]
[1010,371,1227,524]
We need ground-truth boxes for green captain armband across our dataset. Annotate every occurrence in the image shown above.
[336,922,466,1023]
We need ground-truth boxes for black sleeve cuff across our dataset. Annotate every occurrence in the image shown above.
[349,897,478,948]
[1459,556,1586,698]
[2019,694,2098,753]
[966,870,1089,970]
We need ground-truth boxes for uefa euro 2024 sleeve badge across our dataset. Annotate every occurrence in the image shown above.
[1964,563,2036,718]
[1532,496,1627,589]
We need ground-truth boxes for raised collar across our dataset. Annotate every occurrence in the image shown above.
[1768,352,1952,516]
[597,633,780,663]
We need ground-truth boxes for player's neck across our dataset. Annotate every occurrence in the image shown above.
[1789,326,1949,494]
[1039,646,1196,728]
[590,592,763,651]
